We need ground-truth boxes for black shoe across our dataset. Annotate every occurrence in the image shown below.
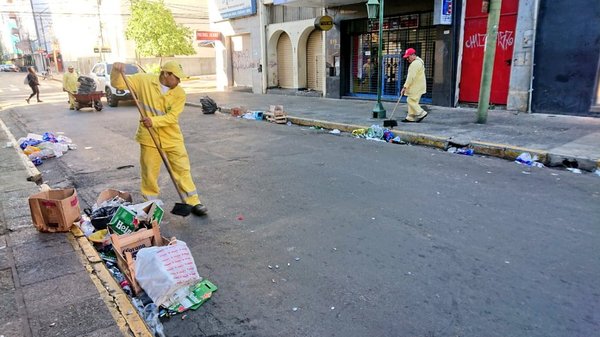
[191,204,208,216]
[69,107,75,110]
[401,118,415,123]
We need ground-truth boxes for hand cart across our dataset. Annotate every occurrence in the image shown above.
[68,91,104,111]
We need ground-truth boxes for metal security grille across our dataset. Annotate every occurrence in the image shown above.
[348,11,435,100]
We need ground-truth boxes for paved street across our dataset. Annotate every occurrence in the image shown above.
[1,71,599,337]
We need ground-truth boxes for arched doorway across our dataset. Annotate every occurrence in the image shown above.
[306,30,323,91]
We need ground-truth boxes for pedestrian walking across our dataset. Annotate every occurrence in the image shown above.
[400,48,427,123]
[63,66,79,110]
[25,67,42,104]
[110,61,208,216]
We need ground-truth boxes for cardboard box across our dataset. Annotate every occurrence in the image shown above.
[108,201,164,235]
[111,224,172,295]
[96,188,132,205]
[29,188,81,232]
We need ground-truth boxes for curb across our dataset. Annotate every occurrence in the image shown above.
[69,226,153,337]
[186,102,600,171]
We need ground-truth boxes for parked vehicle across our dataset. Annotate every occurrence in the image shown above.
[1,64,19,72]
[89,62,139,107]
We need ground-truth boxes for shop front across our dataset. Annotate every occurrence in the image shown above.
[341,11,437,103]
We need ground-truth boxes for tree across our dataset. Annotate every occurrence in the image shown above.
[125,0,195,65]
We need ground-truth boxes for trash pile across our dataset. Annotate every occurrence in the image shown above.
[75,189,218,332]
[17,132,76,166]
[447,147,474,156]
[27,186,217,335]
[77,76,97,94]
[352,125,405,144]
[231,105,288,124]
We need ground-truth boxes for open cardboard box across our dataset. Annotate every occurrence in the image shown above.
[29,188,81,232]
[110,223,174,295]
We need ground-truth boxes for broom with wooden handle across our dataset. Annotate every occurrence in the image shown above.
[119,71,192,217]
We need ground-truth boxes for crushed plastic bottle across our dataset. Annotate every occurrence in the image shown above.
[108,267,133,296]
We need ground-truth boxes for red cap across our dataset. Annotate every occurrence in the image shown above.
[403,48,416,58]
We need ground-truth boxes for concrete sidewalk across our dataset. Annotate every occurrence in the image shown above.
[0,119,149,337]
[187,91,600,171]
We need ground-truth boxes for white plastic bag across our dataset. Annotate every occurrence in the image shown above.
[134,240,200,307]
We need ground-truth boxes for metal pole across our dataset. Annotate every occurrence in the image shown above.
[372,0,386,118]
[477,0,502,123]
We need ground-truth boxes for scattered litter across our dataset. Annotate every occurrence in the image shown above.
[515,152,544,168]
[292,307,298,312]
[595,170,600,177]
[17,132,76,166]
[275,265,279,269]
[287,121,292,126]
[237,215,244,221]
[329,129,341,134]
[181,314,187,320]
[49,323,56,327]
[391,136,406,144]
[521,171,531,175]
[272,279,276,283]
[332,247,337,251]
[294,257,300,261]
[268,265,273,269]
[551,173,559,176]
[487,171,492,174]
[4,142,12,148]
[447,147,474,156]
[566,168,582,174]
[84,146,92,150]
[287,263,290,266]
[505,260,510,264]
[117,165,135,170]
[331,306,335,310]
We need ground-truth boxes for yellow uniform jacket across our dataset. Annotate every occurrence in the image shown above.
[403,56,426,96]
[110,72,186,149]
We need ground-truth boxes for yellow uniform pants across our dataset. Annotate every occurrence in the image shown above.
[68,91,76,108]
[406,94,427,121]
[140,143,201,206]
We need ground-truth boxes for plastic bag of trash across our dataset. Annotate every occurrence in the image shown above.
[367,125,384,139]
[135,240,201,307]
[200,96,219,114]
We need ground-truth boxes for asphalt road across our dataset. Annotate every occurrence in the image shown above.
[1,72,599,337]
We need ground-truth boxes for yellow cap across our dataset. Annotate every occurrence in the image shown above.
[161,61,186,80]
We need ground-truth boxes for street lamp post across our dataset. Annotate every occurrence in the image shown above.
[366,0,386,119]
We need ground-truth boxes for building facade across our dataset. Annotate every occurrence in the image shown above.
[211,0,600,116]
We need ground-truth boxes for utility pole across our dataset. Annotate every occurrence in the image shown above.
[477,0,503,124]
[28,0,40,51]
[97,0,105,61]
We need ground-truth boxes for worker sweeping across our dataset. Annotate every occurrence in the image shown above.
[62,65,78,110]
[110,61,207,216]
[400,48,428,123]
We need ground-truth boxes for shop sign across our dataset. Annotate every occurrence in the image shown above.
[314,15,334,31]
[434,0,453,25]
[196,31,222,41]
[217,0,256,19]
[93,47,111,53]
[370,14,419,31]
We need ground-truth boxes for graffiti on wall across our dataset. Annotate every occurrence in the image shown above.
[465,31,514,50]
[232,50,254,70]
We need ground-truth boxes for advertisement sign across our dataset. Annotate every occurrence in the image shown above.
[196,31,222,41]
[218,0,257,19]
[441,0,453,25]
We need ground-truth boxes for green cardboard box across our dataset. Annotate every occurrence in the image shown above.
[167,279,218,313]
[108,201,164,235]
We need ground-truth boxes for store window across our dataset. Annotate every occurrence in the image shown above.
[347,11,435,101]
